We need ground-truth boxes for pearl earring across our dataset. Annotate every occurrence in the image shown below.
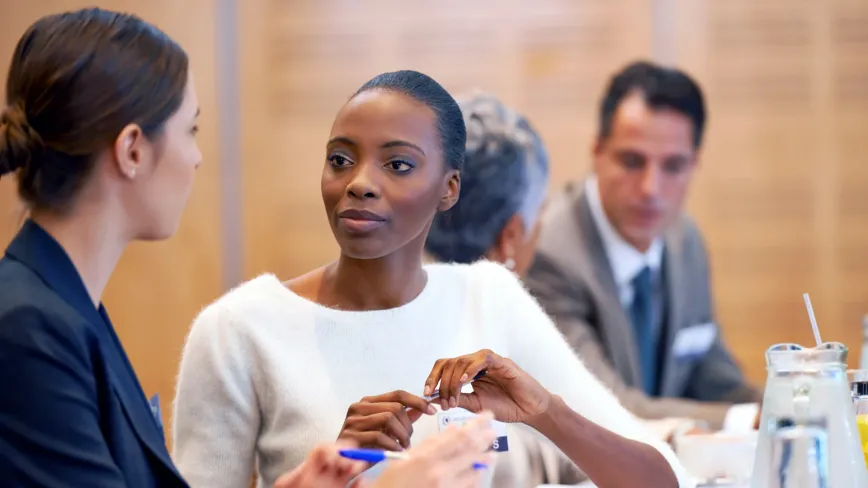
[504,257,516,270]
[129,168,136,179]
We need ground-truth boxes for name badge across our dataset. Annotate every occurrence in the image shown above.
[672,322,717,362]
[149,393,164,435]
[437,408,508,452]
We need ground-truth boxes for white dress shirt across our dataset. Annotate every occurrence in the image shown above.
[585,175,664,308]
[584,175,757,434]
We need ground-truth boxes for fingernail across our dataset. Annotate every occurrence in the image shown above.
[423,386,431,396]
[440,398,448,410]
[427,404,436,415]
[451,397,458,408]
[460,373,468,382]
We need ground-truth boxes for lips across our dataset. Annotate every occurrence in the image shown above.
[630,207,663,225]
[337,208,387,234]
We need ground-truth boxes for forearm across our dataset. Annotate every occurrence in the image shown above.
[525,396,679,488]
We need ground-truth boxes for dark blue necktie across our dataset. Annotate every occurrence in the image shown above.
[629,266,657,395]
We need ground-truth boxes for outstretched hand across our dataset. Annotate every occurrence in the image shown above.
[367,412,497,488]
[423,349,553,423]
[273,442,366,488]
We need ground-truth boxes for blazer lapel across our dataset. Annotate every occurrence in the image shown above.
[574,192,644,387]
[4,220,183,480]
[90,307,183,479]
[658,225,686,396]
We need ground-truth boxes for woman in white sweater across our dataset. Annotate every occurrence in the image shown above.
[172,70,692,488]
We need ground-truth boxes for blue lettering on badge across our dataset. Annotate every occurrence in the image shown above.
[437,409,509,452]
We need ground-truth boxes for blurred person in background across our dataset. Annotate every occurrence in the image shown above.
[172,70,690,488]
[0,8,496,488]
[425,92,585,486]
[424,92,705,442]
[524,60,762,433]
[424,92,582,486]
[424,92,548,278]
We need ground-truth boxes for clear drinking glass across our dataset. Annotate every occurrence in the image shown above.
[750,342,868,488]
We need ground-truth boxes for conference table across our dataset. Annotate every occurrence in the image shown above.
[541,481,747,487]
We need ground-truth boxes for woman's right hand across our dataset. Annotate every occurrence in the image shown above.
[273,441,366,488]
[423,349,552,424]
[338,390,437,451]
[367,412,497,488]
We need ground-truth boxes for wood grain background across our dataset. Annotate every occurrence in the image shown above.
[238,0,868,383]
[2,0,867,447]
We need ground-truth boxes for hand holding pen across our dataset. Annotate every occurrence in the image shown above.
[338,390,437,451]
[348,412,497,488]
[274,412,494,488]
[424,349,553,423]
[337,372,487,451]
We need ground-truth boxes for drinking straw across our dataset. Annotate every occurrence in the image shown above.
[803,293,822,346]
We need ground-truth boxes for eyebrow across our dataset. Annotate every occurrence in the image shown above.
[327,136,426,156]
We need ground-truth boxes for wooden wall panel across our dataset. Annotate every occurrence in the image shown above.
[674,0,868,382]
[0,0,223,446]
[0,181,22,247]
[239,0,654,280]
[242,0,868,386]
[4,0,863,417]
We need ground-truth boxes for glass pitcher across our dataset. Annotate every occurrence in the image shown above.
[751,342,868,488]
[765,416,829,488]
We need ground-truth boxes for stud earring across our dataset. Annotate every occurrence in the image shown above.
[129,168,136,179]
[504,257,516,270]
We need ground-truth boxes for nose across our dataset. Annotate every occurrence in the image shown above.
[346,163,380,200]
[193,144,204,169]
[639,164,662,199]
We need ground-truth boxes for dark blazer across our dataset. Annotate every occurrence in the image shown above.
[0,220,187,487]
[525,181,761,429]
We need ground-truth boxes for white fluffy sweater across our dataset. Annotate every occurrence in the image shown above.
[171,260,691,488]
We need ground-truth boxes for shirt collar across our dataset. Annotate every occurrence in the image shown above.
[585,175,664,288]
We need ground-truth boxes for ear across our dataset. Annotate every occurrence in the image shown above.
[113,123,146,180]
[591,136,604,172]
[437,169,461,212]
[489,214,525,262]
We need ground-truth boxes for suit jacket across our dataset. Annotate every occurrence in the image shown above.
[0,220,187,487]
[525,181,761,429]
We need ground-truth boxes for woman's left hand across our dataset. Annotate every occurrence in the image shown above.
[423,349,553,423]
[273,442,366,488]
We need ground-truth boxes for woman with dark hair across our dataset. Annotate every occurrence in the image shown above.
[0,10,494,488]
[173,70,691,488]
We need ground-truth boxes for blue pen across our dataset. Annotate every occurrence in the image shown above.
[339,448,488,470]
[425,370,487,401]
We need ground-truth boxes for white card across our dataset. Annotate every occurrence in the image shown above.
[672,322,717,361]
[437,408,509,452]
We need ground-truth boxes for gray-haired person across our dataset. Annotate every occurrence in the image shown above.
[425,92,549,277]
[425,93,589,487]
[423,92,708,485]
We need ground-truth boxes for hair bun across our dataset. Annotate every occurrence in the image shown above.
[0,103,43,177]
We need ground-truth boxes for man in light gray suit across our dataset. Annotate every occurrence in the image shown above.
[525,61,762,431]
